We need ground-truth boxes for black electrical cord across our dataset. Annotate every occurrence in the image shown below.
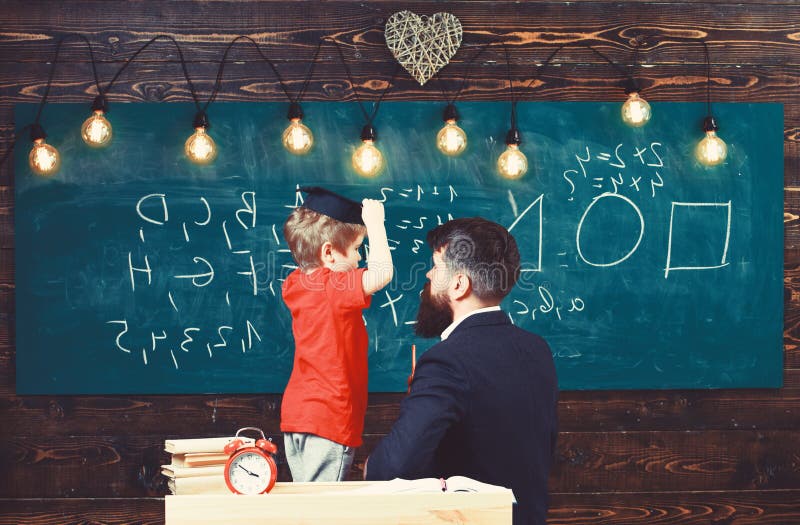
[659,38,717,130]
[326,37,401,138]
[702,40,714,121]
[433,40,500,124]
[631,39,643,94]
[503,44,519,136]
[0,33,102,178]
[697,40,718,133]
[3,34,205,175]
[522,42,638,94]
[207,35,324,118]
[35,34,102,124]
[104,35,201,109]
[436,40,499,106]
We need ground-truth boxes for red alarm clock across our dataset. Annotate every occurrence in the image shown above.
[223,427,279,495]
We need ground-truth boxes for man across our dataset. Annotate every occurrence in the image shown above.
[365,217,558,525]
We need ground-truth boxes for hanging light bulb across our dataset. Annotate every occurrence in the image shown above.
[185,111,217,165]
[352,125,383,178]
[81,95,113,148]
[621,91,651,128]
[28,124,60,176]
[282,102,314,155]
[695,116,727,167]
[497,128,528,180]
[436,103,467,156]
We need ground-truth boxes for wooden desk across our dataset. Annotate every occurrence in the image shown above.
[165,481,513,524]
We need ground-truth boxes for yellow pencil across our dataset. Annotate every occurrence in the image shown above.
[412,344,416,375]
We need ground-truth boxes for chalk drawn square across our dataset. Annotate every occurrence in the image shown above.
[665,201,731,278]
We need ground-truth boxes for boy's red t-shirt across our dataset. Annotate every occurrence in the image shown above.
[280,267,371,448]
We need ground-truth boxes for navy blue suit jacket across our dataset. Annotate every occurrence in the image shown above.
[366,310,558,525]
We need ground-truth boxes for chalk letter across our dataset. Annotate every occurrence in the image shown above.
[236,191,256,230]
[174,257,215,287]
[136,194,168,225]
[128,253,152,291]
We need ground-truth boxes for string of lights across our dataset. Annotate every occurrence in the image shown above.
[492,40,650,179]
[694,40,727,167]
[434,41,499,157]
[20,34,103,176]
[1,33,727,179]
[327,37,402,178]
[207,35,324,156]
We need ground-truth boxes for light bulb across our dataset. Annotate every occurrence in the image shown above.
[282,118,314,155]
[437,120,467,156]
[695,130,727,166]
[498,144,527,180]
[621,92,651,127]
[81,110,113,148]
[29,139,60,176]
[185,127,217,165]
[352,140,383,178]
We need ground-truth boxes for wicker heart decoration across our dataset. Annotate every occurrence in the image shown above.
[385,11,463,86]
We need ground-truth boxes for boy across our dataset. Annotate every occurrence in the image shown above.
[280,186,393,482]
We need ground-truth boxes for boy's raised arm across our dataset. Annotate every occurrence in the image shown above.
[361,199,394,296]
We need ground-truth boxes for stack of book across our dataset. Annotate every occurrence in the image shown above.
[162,436,253,495]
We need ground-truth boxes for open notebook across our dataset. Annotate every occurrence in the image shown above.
[349,476,514,497]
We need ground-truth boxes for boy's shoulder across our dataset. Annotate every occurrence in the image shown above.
[283,267,366,296]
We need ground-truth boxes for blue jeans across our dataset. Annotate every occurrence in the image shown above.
[283,432,355,482]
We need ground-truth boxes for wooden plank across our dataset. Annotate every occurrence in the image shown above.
[2,491,800,525]
[165,490,513,525]
[0,360,799,434]
[1,434,181,497]
[0,289,12,350]
[0,249,12,285]
[0,210,13,247]
[2,1,800,65]
[0,498,164,525]
[0,383,776,432]
[1,377,799,437]
[2,62,800,104]
[547,490,800,524]
[2,430,800,497]
[546,430,800,493]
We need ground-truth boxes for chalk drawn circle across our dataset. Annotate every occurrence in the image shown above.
[576,192,644,267]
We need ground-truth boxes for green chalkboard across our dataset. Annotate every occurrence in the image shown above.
[15,101,783,394]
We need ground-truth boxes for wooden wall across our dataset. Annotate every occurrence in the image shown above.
[1,1,799,523]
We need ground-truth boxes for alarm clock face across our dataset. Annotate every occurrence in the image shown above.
[227,451,273,494]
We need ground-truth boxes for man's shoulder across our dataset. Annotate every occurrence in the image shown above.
[451,313,549,346]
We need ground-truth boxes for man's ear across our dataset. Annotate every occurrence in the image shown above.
[450,272,472,301]
[320,241,335,264]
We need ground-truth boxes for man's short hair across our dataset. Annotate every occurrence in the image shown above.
[426,217,521,301]
[284,207,366,269]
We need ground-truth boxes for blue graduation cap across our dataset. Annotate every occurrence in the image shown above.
[298,186,364,225]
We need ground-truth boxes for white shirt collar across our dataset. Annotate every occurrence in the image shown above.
[440,305,502,340]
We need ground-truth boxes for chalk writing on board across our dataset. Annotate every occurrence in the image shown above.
[665,201,732,278]
[563,142,667,200]
[576,192,645,268]
[107,318,262,367]
[511,284,586,324]
[111,160,737,371]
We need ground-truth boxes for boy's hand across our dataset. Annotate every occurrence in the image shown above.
[361,199,385,226]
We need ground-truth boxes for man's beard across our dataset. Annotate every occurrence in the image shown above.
[415,282,454,338]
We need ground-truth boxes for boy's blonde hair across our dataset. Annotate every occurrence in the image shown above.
[284,207,367,269]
